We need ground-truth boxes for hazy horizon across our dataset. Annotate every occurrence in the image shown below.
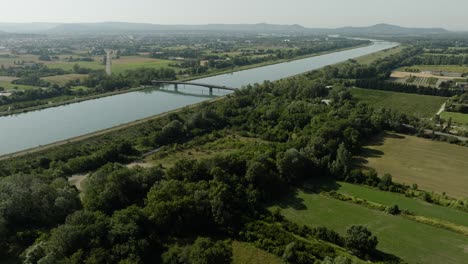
[1,0,467,31]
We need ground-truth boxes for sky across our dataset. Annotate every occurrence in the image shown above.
[0,0,467,30]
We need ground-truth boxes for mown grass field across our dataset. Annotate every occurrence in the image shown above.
[362,132,468,198]
[336,182,468,226]
[350,87,447,118]
[270,191,468,264]
[355,46,404,65]
[441,111,468,126]
[399,65,468,73]
[42,74,88,86]
[0,80,38,90]
[232,241,284,264]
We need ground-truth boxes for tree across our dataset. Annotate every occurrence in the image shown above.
[276,148,309,183]
[345,225,378,258]
[329,143,352,179]
[162,237,232,264]
[386,205,400,215]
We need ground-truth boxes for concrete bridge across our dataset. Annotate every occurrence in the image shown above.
[151,80,237,95]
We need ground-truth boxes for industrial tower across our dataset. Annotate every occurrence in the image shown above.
[104,49,113,75]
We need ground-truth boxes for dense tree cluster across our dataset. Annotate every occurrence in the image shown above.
[0,71,424,263]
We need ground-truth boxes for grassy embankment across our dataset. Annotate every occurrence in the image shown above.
[350,87,447,118]
[354,45,404,65]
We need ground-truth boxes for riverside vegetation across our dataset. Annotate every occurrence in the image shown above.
[0,42,467,264]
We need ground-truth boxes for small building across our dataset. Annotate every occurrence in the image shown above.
[200,60,209,67]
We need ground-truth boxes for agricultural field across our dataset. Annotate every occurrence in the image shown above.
[41,74,88,86]
[350,87,447,118]
[336,182,468,226]
[399,65,468,74]
[232,241,284,264]
[354,46,404,65]
[405,76,438,86]
[361,132,468,198]
[47,56,176,75]
[270,191,468,264]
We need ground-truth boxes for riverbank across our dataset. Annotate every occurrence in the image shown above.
[0,97,224,161]
[0,43,372,117]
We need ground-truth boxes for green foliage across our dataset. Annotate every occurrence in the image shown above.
[386,205,401,215]
[162,237,232,264]
[82,163,163,214]
[345,225,378,258]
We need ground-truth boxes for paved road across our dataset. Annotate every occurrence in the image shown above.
[402,124,468,142]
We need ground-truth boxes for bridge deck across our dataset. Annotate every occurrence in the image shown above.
[152,80,237,91]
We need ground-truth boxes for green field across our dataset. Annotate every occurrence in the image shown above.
[350,87,447,118]
[355,46,404,65]
[42,74,88,86]
[47,56,176,74]
[441,111,468,126]
[0,80,38,90]
[400,65,468,73]
[271,191,468,264]
[362,132,468,198]
[336,182,468,226]
[232,241,284,264]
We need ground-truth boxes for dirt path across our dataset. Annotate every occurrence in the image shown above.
[68,173,89,191]
[436,103,446,116]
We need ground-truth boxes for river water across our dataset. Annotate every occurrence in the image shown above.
[0,40,398,155]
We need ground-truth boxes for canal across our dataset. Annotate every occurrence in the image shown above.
[0,40,398,155]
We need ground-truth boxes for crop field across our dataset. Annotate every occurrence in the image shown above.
[405,76,438,86]
[354,46,404,65]
[270,191,468,264]
[336,182,468,226]
[42,74,88,86]
[350,87,447,118]
[232,241,284,264]
[361,132,468,198]
[47,56,176,74]
[399,65,468,74]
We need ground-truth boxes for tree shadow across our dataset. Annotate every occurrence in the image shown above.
[274,189,308,210]
[371,249,402,263]
[302,177,341,193]
[364,131,405,147]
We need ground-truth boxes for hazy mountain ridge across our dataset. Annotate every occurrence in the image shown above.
[46,22,309,34]
[336,23,449,35]
[0,22,451,35]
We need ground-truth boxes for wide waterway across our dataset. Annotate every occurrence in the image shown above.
[0,40,398,155]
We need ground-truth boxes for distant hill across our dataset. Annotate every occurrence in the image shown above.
[0,22,451,36]
[0,23,59,33]
[46,22,309,34]
[336,23,449,35]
